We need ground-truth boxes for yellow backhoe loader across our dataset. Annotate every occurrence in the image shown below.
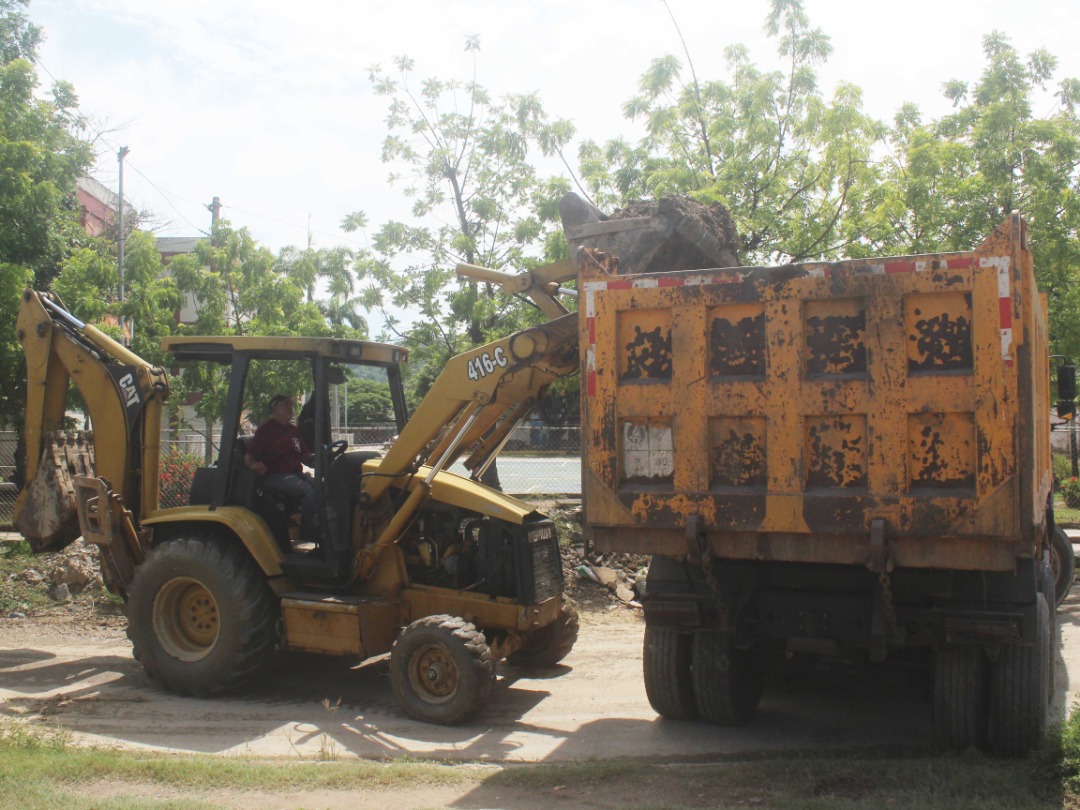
[14,287,578,725]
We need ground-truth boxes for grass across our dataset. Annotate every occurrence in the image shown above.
[1,715,1078,809]
[0,540,55,613]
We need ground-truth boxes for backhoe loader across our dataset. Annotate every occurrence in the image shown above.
[14,287,579,725]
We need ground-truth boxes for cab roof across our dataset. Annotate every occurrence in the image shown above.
[161,335,408,367]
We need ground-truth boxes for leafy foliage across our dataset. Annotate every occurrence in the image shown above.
[579,0,883,265]
[0,0,94,427]
[351,39,574,404]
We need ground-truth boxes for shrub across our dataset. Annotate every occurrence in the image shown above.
[1062,477,1080,509]
[1054,453,1074,488]
[159,450,202,508]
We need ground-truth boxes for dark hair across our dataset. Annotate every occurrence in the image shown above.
[269,394,291,411]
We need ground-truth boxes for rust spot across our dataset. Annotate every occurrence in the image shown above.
[805,312,866,377]
[802,495,866,533]
[711,429,766,487]
[710,313,765,377]
[806,417,866,489]
[911,425,974,489]
[908,302,973,373]
[621,325,672,381]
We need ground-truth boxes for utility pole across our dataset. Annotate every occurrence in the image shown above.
[206,196,221,234]
[117,146,130,344]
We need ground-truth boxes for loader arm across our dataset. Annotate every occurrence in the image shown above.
[14,290,170,590]
[353,310,579,580]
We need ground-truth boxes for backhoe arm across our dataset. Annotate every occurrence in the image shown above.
[15,290,170,579]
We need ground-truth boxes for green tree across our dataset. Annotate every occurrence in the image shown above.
[868,33,1080,358]
[349,38,573,404]
[579,0,883,265]
[166,221,351,460]
[0,0,94,426]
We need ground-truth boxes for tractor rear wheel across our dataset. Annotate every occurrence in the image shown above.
[126,535,278,697]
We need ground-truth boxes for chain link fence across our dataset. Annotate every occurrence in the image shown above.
[0,431,17,530]
[0,423,582,527]
[159,423,581,509]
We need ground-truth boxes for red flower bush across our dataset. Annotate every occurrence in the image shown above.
[159,450,202,508]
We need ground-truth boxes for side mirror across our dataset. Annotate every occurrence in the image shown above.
[1058,364,1077,419]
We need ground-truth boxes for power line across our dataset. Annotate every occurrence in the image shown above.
[124,160,211,236]
[221,203,370,249]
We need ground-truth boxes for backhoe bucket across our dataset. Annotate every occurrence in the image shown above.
[13,432,95,553]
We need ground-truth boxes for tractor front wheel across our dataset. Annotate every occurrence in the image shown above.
[389,615,496,725]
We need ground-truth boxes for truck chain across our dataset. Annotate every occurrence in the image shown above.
[877,571,900,636]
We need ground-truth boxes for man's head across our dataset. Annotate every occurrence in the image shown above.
[268,394,294,424]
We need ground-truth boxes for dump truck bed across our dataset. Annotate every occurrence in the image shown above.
[580,214,1050,572]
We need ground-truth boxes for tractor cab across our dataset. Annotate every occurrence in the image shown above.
[163,336,410,587]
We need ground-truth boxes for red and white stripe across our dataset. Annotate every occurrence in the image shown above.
[981,256,1013,366]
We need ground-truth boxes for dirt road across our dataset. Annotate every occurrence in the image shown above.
[1,594,1078,763]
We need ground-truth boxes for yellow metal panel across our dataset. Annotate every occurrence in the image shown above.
[402,585,561,633]
[141,506,283,576]
[282,599,363,656]
[583,217,1044,569]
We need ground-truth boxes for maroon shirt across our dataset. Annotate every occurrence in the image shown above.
[248,419,310,474]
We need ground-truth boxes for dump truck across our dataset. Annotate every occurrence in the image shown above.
[571,199,1062,755]
[463,193,1068,755]
[14,288,579,725]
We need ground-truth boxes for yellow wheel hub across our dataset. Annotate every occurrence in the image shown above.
[408,643,460,702]
[153,577,220,662]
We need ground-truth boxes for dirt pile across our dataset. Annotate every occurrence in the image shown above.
[560,192,742,275]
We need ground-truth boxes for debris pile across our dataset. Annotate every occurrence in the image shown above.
[18,537,103,602]
[553,506,649,610]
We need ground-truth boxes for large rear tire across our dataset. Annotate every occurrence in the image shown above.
[643,624,697,720]
[389,615,496,725]
[1051,526,1075,609]
[126,535,278,697]
[932,646,987,749]
[506,601,579,669]
[988,594,1050,756]
[691,630,763,726]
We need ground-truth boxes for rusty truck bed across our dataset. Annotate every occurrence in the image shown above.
[580,215,1050,572]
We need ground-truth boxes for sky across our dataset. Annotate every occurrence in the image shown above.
[27,0,1080,256]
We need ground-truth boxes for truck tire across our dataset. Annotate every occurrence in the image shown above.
[988,594,1050,756]
[932,646,987,749]
[389,615,496,725]
[126,535,278,697]
[691,630,763,726]
[1052,526,1075,609]
[506,601,579,668]
[643,624,697,720]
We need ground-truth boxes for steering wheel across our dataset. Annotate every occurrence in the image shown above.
[327,439,348,461]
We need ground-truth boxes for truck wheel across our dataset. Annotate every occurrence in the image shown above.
[126,535,278,697]
[1051,526,1075,609]
[643,624,697,720]
[932,646,987,749]
[988,594,1050,756]
[390,615,496,725]
[691,630,763,726]
[506,601,579,668]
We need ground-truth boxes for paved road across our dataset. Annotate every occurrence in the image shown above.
[449,456,580,496]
